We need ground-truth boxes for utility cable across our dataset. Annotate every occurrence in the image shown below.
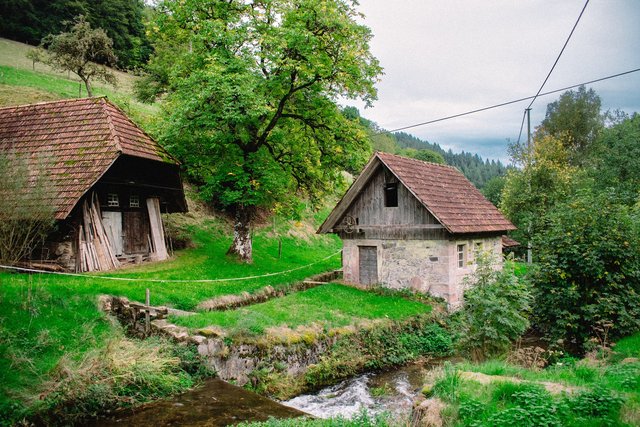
[526,0,590,110]
[378,67,640,135]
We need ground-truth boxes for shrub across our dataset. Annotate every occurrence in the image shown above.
[0,152,56,264]
[531,189,640,353]
[566,385,624,419]
[456,255,531,360]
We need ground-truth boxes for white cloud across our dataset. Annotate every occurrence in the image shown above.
[347,0,640,161]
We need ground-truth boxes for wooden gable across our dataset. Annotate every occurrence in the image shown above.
[324,163,447,240]
[319,152,515,239]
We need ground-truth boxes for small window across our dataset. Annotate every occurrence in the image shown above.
[384,183,398,207]
[107,193,119,207]
[129,194,140,208]
[457,244,466,268]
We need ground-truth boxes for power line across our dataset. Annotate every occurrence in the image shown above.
[516,110,527,146]
[378,67,640,135]
[526,0,590,111]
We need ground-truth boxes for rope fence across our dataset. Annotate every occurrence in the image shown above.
[0,250,341,283]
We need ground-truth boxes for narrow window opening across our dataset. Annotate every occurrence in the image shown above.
[384,182,398,207]
[457,244,466,268]
[107,193,119,207]
[129,194,140,208]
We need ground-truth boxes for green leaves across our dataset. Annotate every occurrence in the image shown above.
[456,255,532,361]
[155,0,380,212]
[531,189,640,352]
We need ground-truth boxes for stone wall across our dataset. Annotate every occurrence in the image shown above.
[103,295,336,386]
[342,236,503,308]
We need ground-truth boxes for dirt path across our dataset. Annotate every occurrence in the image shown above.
[459,371,583,394]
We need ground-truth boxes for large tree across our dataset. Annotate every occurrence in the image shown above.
[153,0,381,262]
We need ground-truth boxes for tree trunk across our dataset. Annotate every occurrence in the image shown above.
[227,204,254,263]
[83,77,93,97]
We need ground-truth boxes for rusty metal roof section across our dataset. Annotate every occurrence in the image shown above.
[319,151,516,235]
[0,97,177,220]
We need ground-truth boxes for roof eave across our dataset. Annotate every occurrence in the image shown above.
[317,154,384,234]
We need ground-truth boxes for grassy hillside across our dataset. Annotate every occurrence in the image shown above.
[0,38,157,129]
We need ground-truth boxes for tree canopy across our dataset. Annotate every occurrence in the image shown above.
[153,0,382,262]
[539,85,603,165]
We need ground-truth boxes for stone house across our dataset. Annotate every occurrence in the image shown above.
[318,152,516,307]
[0,97,187,272]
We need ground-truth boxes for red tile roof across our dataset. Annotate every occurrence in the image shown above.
[319,152,515,234]
[0,97,177,220]
[377,152,515,233]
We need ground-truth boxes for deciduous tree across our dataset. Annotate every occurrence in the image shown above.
[531,189,640,353]
[539,85,603,165]
[154,0,382,262]
[42,15,117,97]
[0,152,56,265]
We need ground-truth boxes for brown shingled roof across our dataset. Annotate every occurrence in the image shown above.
[0,97,177,220]
[319,152,515,234]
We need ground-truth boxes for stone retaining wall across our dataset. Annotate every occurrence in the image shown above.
[101,294,336,386]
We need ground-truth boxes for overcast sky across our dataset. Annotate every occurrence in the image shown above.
[345,0,640,163]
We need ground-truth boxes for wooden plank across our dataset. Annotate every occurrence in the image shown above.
[146,197,168,261]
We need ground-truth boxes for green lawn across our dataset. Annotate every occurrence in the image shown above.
[0,219,344,417]
[172,283,432,333]
[0,229,342,311]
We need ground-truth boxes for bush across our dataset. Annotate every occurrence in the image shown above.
[456,255,531,360]
[567,385,623,419]
[0,152,56,264]
[531,189,640,353]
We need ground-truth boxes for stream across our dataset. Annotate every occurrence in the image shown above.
[283,359,435,420]
[91,360,442,426]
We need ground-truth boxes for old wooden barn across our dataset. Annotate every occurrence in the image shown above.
[0,97,187,272]
[319,152,516,307]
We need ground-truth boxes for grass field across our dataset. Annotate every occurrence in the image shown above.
[429,334,640,426]
[0,37,138,94]
[172,283,432,333]
[0,210,436,423]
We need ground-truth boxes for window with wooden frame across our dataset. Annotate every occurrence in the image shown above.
[457,244,466,268]
[107,193,119,207]
[129,194,140,208]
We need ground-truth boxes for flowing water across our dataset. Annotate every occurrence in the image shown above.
[283,359,438,419]
[91,360,445,425]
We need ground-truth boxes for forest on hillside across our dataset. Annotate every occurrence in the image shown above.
[0,0,151,69]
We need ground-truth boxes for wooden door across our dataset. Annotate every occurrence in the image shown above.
[359,246,378,285]
[124,211,150,254]
[102,211,123,256]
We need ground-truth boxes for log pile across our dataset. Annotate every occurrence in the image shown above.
[76,193,120,272]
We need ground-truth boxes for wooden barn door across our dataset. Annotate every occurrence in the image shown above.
[102,211,123,256]
[359,246,378,285]
[123,211,150,254]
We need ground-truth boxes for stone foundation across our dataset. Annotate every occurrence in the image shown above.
[342,236,502,308]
